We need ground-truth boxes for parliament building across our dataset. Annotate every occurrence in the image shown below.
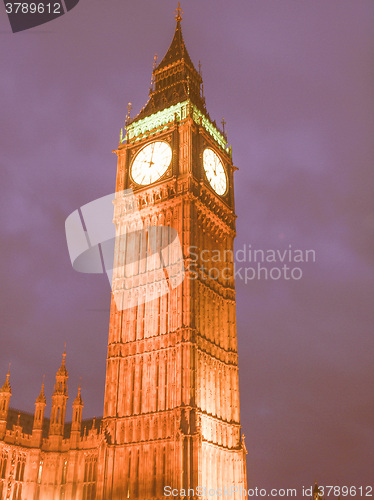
[0,6,248,499]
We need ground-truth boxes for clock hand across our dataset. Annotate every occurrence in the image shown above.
[149,143,155,168]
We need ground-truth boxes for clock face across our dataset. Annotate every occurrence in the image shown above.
[203,148,227,196]
[131,141,172,185]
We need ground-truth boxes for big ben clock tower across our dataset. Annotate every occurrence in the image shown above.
[97,5,248,499]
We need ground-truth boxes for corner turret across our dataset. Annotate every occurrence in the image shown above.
[70,383,83,448]
[49,350,69,448]
[32,377,46,447]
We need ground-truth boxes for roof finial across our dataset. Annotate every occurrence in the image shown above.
[125,102,132,124]
[221,118,227,137]
[150,54,158,94]
[174,2,183,22]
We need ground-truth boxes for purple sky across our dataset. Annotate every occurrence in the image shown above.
[1,0,373,495]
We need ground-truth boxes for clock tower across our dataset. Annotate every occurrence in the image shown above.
[97,6,247,499]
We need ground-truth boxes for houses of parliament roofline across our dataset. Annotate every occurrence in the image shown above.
[0,354,103,449]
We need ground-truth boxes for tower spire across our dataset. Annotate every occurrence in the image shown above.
[71,380,84,444]
[129,4,204,124]
[49,349,69,444]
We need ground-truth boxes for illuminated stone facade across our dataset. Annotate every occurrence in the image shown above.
[0,359,101,500]
[0,10,247,500]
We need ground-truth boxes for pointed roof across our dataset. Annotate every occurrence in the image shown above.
[73,384,83,406]
[128,5,206,125]
[1,366,11,394]
[36,377,46,404]
[155,19,195,73]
